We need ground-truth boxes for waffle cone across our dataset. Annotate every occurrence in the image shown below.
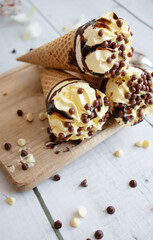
[39,67,79,100]
[17,29,80,73]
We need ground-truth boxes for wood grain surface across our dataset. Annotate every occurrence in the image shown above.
[0,64,122,192]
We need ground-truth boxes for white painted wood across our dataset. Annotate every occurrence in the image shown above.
[37,121,153,240]
[0,169,57,240]
[116,0,153,28]
[0,1,58,73]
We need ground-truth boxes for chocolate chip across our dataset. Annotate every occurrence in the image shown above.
[98,29,104,37]
[21,150,28,157]
[106,57,112,64]
[138,78,143,84]
[131,75,137,81]
[22,163,29,170]
[124,38,129,44]
[117,34,123,41]
[149,86,153,92]
[149,99,153,105]
[29,48,33,51]
[111,53,117,59]
[125,93,131,99]
[131,46,134,52]
[80,179,88,187]
[111,41,119,49]
[89,112,95,119]
[119,44,125,51]
[148,80,152,86]
[129,180,137,188]
[112,62,119,69]
[120,60,125,67]
[59,133,65,139]
[69,108,75,115]
[88,131,93,136]
[130,87,136,93]
[64,122,71,128]
[128,52,133,57]
[129,99,136,105]
[54,220,62,229]
[121,51,126,60]
[115,69,121,76]
[141,74,146,80]
[53,174,61,181]
[93,100,99,107]
[127,80,134,87]
[68,126,74,132]
[105,71,110,75]
[113,13,118,20]
[146,86,149,92]
[11,49,16,54]
[94,230,104,239]
[136,84,142,90]
[87,125,93,131]
[106,206,115,214]
[131,93,137,99]
[4,142,11,151]
[83,118,89,123]
[110,69,116,76]
[130,32,133,36]
[101,41,108,48]
[77,88,84,94]
[78,127,83,132]
[151,72,153,77]
[17,109,23,116]
[147,94,152,99]
[121,70,126,76]
[82,113,88,119]
[104,96,110,106]
[84,103,91,110]
[98,99,102,106]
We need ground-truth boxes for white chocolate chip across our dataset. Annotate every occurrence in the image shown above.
[17,138,26,147]
[7,197,16,205]
[26,113,33,122]
[78,206,87,218]
[8,165,15,173]
[39,112,47,121]
[70,217,81,228]
[114,150,123,157]
[135,141,143,147]
[143,140,150,148]
[25,153,35,164]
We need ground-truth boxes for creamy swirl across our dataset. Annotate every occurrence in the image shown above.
[105,66,153,126]
[47,79,109,141]
[75,12,133,77]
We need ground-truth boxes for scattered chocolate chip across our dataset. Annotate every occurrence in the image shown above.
[98,29,104,37]
[53,174,61,181]
[87,125,93,131]
[113,12,118,20]
[106,206,115,214]
[129,99,136,105]
[84,103,91,110]
[111,53,117,59]
[117,34,123,41]
[125,93,131,99]
[83,118,89,123]
[68,126,74,132]
[130,32,133,36]
[127,80,134,87]
[112,62,119,69]
[80,179,88,187]
[121,70,126,76]
[94,230,104,239]
[106,57,112,64]
[128,52,133,57]
[54,220,62,229]
[129,180,137,188]
[101,41,108,48]
[59,133,65,139]
[22,163,29,171]
[69,108,75,115]
[119,44,125,51]
[29,48,33,51]
[82,113,88,119]
[98,99,102,106]
[124,38,129,44]
[21,150,28,157]
[17,109,23,117]
[121,51,126,60]
[89,112,95,119]
[77,88,84,94]
[130,87,136,93]
[115,69,121,76]
[64,122,71,128]
[120,60,125,67]
[11,49,16,54]
[4,143,11,151]
[131,75,137,81]
[111,41,119,49]
[104,96,109,106]
[93,100,99,107]
[88,131,93,136]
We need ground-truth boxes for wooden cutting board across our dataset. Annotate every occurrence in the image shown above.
[0,64,122,192]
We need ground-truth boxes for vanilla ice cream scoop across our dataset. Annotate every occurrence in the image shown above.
[75,12,133,77]
[104,66,153,126]
[46,79,109,141]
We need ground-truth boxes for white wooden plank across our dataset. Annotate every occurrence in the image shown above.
[0,169,57,240]
[0,1,58,73]
[115,0,153,28]
[37,121,153,240]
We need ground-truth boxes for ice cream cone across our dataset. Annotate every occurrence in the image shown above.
[18,29,80,73]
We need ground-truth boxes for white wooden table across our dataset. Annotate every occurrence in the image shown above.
[1,0,153,239]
